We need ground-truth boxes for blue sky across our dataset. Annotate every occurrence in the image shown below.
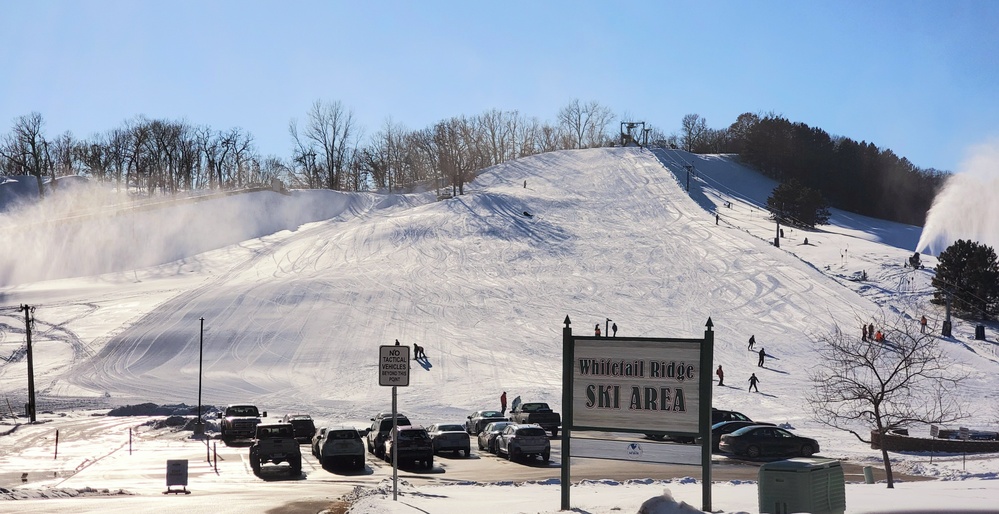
[2,0,996,173]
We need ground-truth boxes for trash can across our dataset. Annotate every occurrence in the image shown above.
[759,458,846,514]
[975,325,986,340]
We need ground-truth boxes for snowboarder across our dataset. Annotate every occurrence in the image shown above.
[612,323,618,337]
[862,324,868,342]
[500,391,507,416]
[413,343,426,360]
[716,365,724,386]
[595,324,601,337]
[874,330,884,343]
[748,373,760,392]
[868,323,874,339]
[748,335,756,350]
[921,315,927,333]
[758,347,766,367]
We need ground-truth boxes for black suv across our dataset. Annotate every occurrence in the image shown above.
[281,414,317,444]
[645,408,753,442]
[384,425,434,469]
[712,408,752,424]
[366,413,412,458]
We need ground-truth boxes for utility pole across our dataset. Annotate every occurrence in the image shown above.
[775,216,781,248]
[942,291,953,337]
[194,317,205,436]
[18,304,36,422]
[774,202,783,248]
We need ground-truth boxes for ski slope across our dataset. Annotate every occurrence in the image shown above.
[2,147,996,463]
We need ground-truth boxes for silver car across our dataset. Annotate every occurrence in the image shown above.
[427,423,471,458]
[318,426,365,470]
[477,421,515,454]
[495,424,551,463]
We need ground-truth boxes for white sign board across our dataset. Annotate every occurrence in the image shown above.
[572,339,700,433]
[379,345,410,387]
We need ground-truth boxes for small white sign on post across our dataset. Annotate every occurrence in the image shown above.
[959,427,970,441]
[930,425,939,438]
[164,459,190,494]
[379,345,411,387]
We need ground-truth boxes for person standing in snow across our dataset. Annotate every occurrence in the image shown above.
[748,373,760,392]
[862,324,868,342]
[511,395,522,414]
[758,347,766,367]
[716,365,724,386]
[500,391,508,416]
[595,324,601,337]
[921,315,927,333]
[612,323,618,337]
[868,323,874,340]
[748,335,756,350]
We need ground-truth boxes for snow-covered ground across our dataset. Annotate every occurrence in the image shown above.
[1,147,997,513]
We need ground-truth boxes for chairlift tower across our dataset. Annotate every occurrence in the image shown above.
[620,121,647,147]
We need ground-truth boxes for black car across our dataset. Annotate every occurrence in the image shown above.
[718,425,819,458]
[702,420,776,452]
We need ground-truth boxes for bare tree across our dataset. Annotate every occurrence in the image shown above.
[303,99,357,191]
[434,117,472,196]
[681,114,708,152]
[808,311,968,488]
[0,112,49,197]
[225,127,254,189]
[557,99,614,149]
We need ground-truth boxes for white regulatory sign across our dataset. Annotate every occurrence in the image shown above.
[379,345,411,387]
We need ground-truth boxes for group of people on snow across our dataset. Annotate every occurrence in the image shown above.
[715,334,771,393]
[594,322,618,337]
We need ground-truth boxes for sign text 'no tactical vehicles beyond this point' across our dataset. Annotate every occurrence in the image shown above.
[379,345,410,387]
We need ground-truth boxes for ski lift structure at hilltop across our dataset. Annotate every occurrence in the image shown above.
[620,121,650,147]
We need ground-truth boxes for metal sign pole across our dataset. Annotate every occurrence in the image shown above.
[701,318,714,512]
[392,384,398,501]
[560,316,573,510]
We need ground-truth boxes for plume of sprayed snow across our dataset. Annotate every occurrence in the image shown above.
[916,139,999,256]
[0,183,431,287]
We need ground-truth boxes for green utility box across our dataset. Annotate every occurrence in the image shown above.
[758,457,845,514]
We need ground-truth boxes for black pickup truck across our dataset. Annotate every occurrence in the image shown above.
[509,402,561,437]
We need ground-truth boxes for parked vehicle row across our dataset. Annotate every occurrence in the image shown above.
[242,404,820,477]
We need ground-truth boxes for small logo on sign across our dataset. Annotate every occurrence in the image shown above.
[627,443,643,459]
